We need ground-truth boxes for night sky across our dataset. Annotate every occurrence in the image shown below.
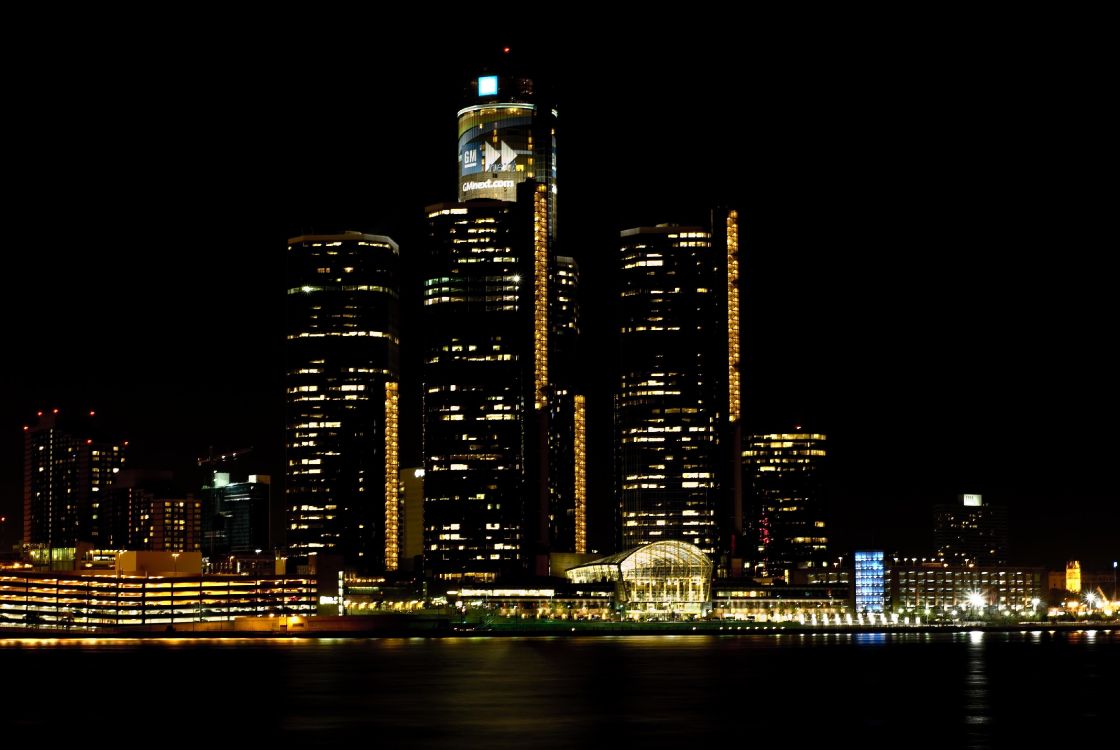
[2,24,1113,567]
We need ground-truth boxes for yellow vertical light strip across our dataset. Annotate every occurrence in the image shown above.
[573,394,587,554]
[533,184,549,410]
[726,210,741,423]
[384,381,399,571]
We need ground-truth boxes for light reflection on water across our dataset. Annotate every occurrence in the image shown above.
[1,631,1116,746]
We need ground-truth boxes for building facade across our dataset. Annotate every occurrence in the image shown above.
[201,472,270,557]
[0,569,314,629]
[566,540,713,617]
[614,215,742,568]
[23,410,125,553]
[852,553,1044,614]
[285,232,400,572]
[106,469,201,553]
[398,467,425,572]
[548,255,585,553]
[422,194,549,581]
[854,550,886,614]
[889,561,1043,613]
[743,430,828,579]
[457,68,557,238]
[933,493,1008,564]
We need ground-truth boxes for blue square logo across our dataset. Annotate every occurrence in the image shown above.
[478,75,498,97]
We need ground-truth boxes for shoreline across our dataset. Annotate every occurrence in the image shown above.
[1,619,1116,640]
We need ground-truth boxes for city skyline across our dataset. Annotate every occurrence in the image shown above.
[2,35,1113,566]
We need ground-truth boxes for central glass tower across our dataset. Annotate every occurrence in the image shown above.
[285,232,400,573]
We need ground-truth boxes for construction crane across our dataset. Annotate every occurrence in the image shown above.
[197,446,254,467]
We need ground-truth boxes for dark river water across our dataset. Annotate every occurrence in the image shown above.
[1,630,1115,747]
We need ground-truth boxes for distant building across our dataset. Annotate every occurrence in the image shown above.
[854,550,886,614]
[888,559,1043,613]
[1066,560,1081,593]
[23,410,125,553]
[743,430,828,579]
[933,493,1008,564]
[285,232,400,573]
[109,470,201,553]
[201,472,270,557]
[614,215,743,569]
[398,467,424,572]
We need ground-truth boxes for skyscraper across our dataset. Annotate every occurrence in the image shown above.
[614,212,743,568]
[422,192,549,581]
[743,430,829,579]
[23,410,125,554]
[457,67,557,236]
[285,232,400,573]
[422,61,574,582]
[933,493,1008,564]
[548,255,585,553]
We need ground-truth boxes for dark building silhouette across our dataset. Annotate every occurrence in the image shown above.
[285,232,400,573]
[934,493,1008,564]
[743,430,829,580]
[201,471,270,557]
[549,255,585,553]
[398,467,425,572]
[23,410,125,552]
[613,213,743,571]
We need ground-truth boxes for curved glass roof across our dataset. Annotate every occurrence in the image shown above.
[567,540,712,582]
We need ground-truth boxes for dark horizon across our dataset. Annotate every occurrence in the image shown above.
[2,28,1114,568]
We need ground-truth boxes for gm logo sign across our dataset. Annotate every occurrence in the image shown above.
[478,75,498,96]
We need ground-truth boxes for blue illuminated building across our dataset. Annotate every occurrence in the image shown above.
[854,550,886,614]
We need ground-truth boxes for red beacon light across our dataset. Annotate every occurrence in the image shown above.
[89,410,96,417]
[52,408,59,414]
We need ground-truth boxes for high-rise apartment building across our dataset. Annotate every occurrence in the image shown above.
[23,410,125,551]
[285,232,400,572]
[107,469,200,553]
[614,213,743,567]
[743,430,829,578]
[933,493,1008,564]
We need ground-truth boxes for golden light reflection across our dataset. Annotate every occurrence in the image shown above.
[384,381,400,571]
[726,210,741,423]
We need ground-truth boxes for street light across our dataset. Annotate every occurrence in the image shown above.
[967,591,985,619]
[171,553,181,628]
